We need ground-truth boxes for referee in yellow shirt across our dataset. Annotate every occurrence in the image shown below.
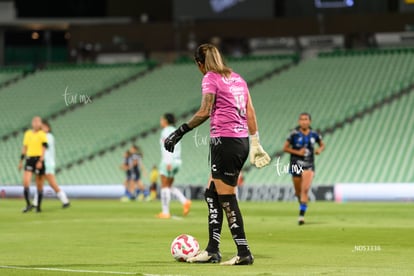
[18,116,48,213]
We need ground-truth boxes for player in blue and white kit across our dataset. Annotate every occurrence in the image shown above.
[128,145,149,200]
[120,150,134,201]
[33,120,70,208]
[157,113,191,219]
[283,113,324,225]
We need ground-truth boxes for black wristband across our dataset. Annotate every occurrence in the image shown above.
[178,123,192,134]
[20,154,25,161]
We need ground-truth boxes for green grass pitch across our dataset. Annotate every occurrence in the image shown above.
[0,199,413,275]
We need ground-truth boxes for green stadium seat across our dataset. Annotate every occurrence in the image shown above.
[0,63,150,137]
[47,58,294,185]
[2,51,413,187]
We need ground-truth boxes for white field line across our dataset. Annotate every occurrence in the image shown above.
[0,265,136,275]
[0,265,189,276]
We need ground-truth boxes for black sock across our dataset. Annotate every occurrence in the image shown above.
[218,194,251,257]
[37,190,43,209]
[205,183,223,254]
[23,187,30,206]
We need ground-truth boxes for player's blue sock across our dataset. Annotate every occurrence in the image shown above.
[299,202,307,216]
[143,189,149,197]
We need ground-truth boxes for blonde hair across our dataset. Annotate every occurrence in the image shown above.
[194,44,232,78]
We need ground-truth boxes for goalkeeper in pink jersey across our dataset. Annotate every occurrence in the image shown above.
[164,44,271,265]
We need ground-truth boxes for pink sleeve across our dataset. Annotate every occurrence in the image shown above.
[201,72,217,95]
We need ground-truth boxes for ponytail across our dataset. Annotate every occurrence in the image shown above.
[194,44,232,78]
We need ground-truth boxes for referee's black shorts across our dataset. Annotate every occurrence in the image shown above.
[24,156,45,175]
[210,137,249,187]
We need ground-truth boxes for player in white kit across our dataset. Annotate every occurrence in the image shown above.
[33,120,70,208]
[157,113,191,219]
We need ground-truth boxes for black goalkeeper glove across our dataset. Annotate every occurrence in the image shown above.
[164,123,192,153]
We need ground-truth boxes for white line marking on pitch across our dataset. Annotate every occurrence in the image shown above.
[143,274,189,276]
[0,265,136,275]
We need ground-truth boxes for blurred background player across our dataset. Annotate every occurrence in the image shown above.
[149,165,159,200]
[164,44,271,265]
[283,112,325,225]
[129,145,149,200]
[18,116,47,213]
[32,120,70,208]
[120,150,134,201]
[157,113,191,219]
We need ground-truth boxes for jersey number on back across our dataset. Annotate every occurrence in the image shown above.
[234,94,246,116]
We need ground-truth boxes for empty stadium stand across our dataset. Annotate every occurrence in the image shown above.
[1,49,413,187]
[244,49,414,185]
[0,63,151,139]
[0,69,23,86]
[0,56,294,185]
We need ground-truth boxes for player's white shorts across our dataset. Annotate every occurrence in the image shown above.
[159,160,182,178]
[45,162,55,175]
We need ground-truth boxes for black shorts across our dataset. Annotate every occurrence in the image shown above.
[126,170,132,181]
[289,160,314,177]
[25,156,45,175]
[131,168,140,181]
[210,137,249,187]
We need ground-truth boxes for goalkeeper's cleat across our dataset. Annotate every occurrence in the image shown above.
[220,254,254,265]
[22,205,34,213]
[62,203,71,209]
[35,206,42,213]
[156,212,171,219]
[186,250,222,263]
[183,200,192,216]
[298,216,305,226]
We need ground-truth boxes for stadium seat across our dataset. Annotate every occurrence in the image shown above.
[0,68,23,86]
[2,50,413,186]
[0,63,150,137]
[48,57,294,185]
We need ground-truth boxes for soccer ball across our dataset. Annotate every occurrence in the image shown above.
[170,234,199,262]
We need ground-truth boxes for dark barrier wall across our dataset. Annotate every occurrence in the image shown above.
[68,13,414,52]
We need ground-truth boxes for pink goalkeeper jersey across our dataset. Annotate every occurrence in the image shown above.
[202,71,249,138]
